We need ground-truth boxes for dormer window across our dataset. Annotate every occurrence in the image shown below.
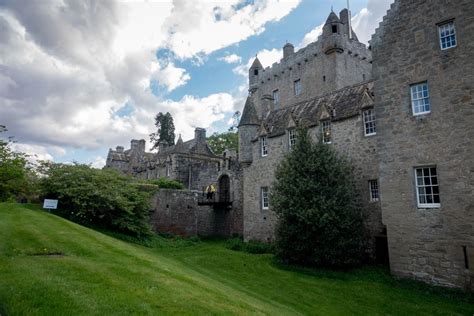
[321,120,331,144]
[261,136,268,157]
[254,69,259,76]
[288,129,296,149]
[332,24,338,33]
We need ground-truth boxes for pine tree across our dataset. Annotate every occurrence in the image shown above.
[271,127,364,268]
[149,112,175,150]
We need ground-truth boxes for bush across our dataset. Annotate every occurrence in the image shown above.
[144,177,185,189]
[39,162,152,238]
[0,125,38,202]
[225,238,274,254]
[271,127,364,268]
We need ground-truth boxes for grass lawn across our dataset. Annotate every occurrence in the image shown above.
[0,203,472,315]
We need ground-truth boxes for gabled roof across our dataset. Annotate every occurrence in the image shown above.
[238,96,260,127]
[258,81,374,138]
[325,11,341,25]
[250,57,263,69]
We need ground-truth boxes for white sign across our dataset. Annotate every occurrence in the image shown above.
[43,199,58,209]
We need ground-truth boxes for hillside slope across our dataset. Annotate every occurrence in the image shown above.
[0,203,472,315]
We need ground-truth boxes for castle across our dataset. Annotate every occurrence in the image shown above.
[106,1,474,290]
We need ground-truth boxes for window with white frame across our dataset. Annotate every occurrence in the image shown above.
[261,187,269,210]
[369,180,379,202]
[321,120,331,144]
[410,82,430,115]
[294,79,302,96]
[363,108,376,136]
[273,89,280,108]
[260,136,268,157]
[438,21,456,50]
[414,166,440,208]
[288,129,296,149]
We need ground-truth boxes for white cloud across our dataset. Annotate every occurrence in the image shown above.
[298,0,393,47]
[91,156,107,169]
[233,48,283,77]
[0,0,301,163]
[151,61,190,92]
[299,24,323,48]
[163,0,301,59]
[10,143,55,162]
[218,54,242,64]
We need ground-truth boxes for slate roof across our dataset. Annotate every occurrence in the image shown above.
[259,81,374,138]
[238,96,260,127]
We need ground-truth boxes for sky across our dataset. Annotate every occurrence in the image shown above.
[0,0,393,168]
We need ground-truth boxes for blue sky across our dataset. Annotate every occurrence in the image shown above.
[0,0,392,167]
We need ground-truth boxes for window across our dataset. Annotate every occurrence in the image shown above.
[166,164,171,177]
[363,108,376,136]
[260,136,268,157]
[288,129,296,149]
[321,120,331,144]
[414,166,440,208]
[410,82,430,115]
[332,24,338,33]
[273,89,280,108]
[254,69,259,76]
[261,187,269,210]
[438,21,456,50]
[323,75,326,82]
[369,180,379,202]
[294,79,302,96]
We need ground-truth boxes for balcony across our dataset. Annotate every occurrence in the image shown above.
[198,190,233,208]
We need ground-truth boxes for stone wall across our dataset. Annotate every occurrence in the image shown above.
[372,0,474,289]
[243,116,384,255]
[149,189,242,237]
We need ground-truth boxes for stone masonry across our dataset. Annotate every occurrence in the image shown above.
[371,0,474,289]
[239,10,385,258]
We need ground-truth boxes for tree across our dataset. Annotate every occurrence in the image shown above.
[39,162,152,237]
[149,112,175,150]
[0,125,36,202]
[271,127,364,268]
[207,131,238,155]
[228,111,241,132]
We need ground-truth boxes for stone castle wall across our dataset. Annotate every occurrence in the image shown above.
[372,0,474,289]
[149,189,242,237]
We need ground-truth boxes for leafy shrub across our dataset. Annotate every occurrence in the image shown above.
[271,127,364,268]
[226,237,274,254]
[39,162,152,237]
[0,125,38,202]
[144,177,185,189]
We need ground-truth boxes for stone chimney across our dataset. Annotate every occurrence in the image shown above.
[158,140,168,152]
[283,42,295,59]
[116,146,124,153]
[194,128,206,141]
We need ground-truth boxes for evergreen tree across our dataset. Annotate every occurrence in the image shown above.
[149,112,175,150]
[271,127,364,268]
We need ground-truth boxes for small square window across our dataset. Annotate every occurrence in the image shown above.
[273,89,280,108]
[261,136,268,157]
[321,120,331,144]
[288,129,296,149]
[261,187,269,210]
[254,69,259,76]
[369,180,379,202]
[363,109,376,136]
[438,21,456,50]
[332,24,338,33]
[414,166,441,208]
[410,82,431,115]
[294,79,302,96]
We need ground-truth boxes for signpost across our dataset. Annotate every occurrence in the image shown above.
[43,199,58,210]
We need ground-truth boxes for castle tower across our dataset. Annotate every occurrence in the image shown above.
[248,57,263,93]
[238,95,260,164]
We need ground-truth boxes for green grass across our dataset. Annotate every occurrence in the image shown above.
[0,203,472,315]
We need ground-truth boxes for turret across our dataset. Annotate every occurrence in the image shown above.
[249,57,263,92]
[194,127,206,142]
[283,42,295,59]
[238,96,260,164]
